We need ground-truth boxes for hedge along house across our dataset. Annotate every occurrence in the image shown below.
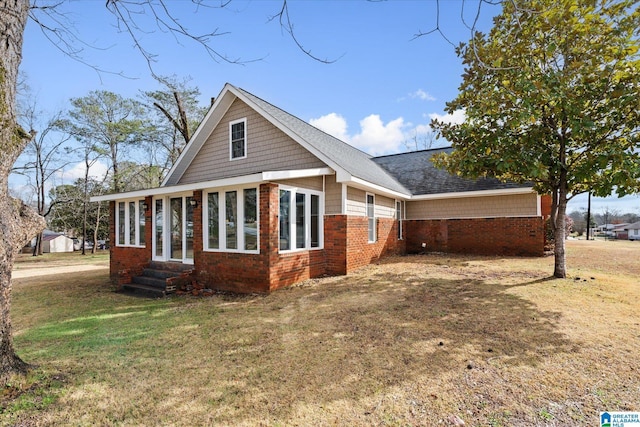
[92,83,548,295]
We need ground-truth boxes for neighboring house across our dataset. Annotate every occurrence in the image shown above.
[612,223,630,240]
[624,221,640,240]
[92,83,549,294]
[40,233,74,253]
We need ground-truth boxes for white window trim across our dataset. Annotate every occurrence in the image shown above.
[279,185,324,253]
[229,118,247,161]
[152,197,164,260]
[202,185,260,254]
[396,199,404,240]
[367,193,376,243]
[115,198,146,248]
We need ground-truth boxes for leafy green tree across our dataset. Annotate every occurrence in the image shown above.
[48,181,109,245]
[432,0,640,278]
[61,91,149,193]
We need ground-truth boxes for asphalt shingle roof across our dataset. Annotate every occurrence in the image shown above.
[372,147,530,196]
[235,86,409,195]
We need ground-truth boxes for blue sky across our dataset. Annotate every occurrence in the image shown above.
[16,0,640,214]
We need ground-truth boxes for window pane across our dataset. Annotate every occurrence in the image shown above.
[226,191,237,249]
[118,202,125,245]
[279,190,290,250]
[231,122,244,140]
[311,194,319,248]
[186,197,194,259]
[296,193,305,249]
[232,140,244,158]
[231,122,245,158]
[244,189,257,251]
[208,193,219,249]
[138,200,146,246]
[396,201,402,240]
[155,199,163,257]
[129,201,136,244]
[367,194,375,242]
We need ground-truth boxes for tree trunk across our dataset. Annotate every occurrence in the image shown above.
[553,199,567,278]
[0,0,47,382]
[92,202,101,253]
[553,174,568,278]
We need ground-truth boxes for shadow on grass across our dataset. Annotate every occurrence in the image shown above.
[192,270,579,424]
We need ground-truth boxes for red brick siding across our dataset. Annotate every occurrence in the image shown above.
[324,215,347,275]
[405,217,544,257]
[344,216,404,272]
[541,194,552,217]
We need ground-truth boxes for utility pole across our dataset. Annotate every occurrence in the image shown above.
[586,192,591,240]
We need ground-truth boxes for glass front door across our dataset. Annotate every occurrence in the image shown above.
[170,197,183,260]
[153,195,194,264]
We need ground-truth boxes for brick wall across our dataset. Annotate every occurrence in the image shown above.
[541,194,552,216]
[405,216,544,257]
[324,215,347,275]
[344,216,404,272]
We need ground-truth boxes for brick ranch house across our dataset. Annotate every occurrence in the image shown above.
[92,83,550,295]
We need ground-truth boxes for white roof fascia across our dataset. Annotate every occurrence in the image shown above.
[263,167,334,181]
[161,84,237,186]
[347,176,412,200]
[92,172,265,202]
[409,187,535,201]
[91,168,336,203]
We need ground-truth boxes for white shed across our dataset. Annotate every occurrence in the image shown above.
[42,234,74,253]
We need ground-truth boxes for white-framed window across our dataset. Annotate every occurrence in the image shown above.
[279,186,323,252]
[203,185,258,253]
[229,118,247,160]
[396,200,404,240]
[367,193,376,243]
[116,199,146,247]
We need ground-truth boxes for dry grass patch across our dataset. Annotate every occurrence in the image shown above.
[3,240,640,426]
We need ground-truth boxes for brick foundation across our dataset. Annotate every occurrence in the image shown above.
[405,217,544,257]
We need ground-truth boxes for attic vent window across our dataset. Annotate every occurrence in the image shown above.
[230,118,246,160]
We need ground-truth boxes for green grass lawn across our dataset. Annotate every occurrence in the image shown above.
[4,241,640,426]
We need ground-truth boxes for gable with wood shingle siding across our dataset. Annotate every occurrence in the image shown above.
[177,98,326,185]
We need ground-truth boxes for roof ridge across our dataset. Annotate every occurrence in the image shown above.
[371,146,452,160]
[235,86,374,159]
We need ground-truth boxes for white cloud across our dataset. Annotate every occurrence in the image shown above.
[410,89,436,101]
[57,161,110,182]
[312,112,441,155]
[309,113,350,142]
[429,109,466,125]
[351,115,406,156]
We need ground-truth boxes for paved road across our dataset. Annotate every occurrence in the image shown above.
[12,264,108,279]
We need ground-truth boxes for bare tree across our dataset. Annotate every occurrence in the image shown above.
[13,102,74,255]
[403,129,439,152]
[140,75,208,174]
[0,0,46,381]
